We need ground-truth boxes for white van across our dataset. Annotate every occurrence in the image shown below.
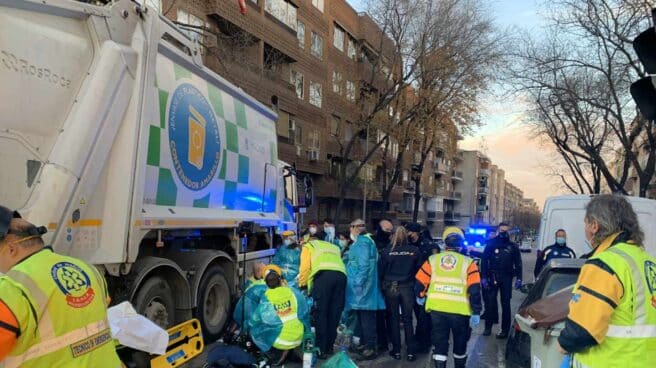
[538,195,656,258]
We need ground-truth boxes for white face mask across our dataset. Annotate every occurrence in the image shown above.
[339,239,348,248]
[325,226,335,237]
[283,239,292,246]
[309,227,317,235]
[350,233,357,242]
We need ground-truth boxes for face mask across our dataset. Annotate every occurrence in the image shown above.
[350,233,357,242]
[283,239,292,246]
[583,239,593,251]
[498,231,509,239]
[339,239,348,248]
[556,237,566,245]
[309,227,317,235]
[324,227,335,237]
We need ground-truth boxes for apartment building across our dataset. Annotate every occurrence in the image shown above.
[503,181,524,224]
[520,198,540,213]
[488,165,505,226]
[152,0,412,227]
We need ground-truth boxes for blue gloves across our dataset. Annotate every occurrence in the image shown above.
[416,297,426,306]
[514,279,522,290]
[469,315,480,328]
[560,354,571,368]
[481,278,489,289]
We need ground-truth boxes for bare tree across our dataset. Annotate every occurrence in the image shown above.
[334,0,502,221]
[510,0,656,197]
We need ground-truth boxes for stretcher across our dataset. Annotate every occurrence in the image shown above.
[150,319,205,368]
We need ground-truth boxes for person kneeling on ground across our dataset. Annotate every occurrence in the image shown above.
[232,262,268,334]
[248,266,310,366]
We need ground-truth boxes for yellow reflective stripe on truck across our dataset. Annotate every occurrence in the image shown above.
[47,219,103,230]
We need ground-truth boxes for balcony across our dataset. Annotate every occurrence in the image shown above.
[451,170,463,181]
[444,211,461,222]
[478,186,489,196]
[476,205,488,213]
[434,160,448,175]
[445,191,462,201]
[427,210,444,220]
[479,168,490,178]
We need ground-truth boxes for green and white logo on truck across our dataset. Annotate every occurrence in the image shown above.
[144,55,278,212]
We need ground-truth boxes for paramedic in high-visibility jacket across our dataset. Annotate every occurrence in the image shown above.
[0,206,122,367]
[415,227,482,368]
[557,195,656,368]
[248,266,310,365]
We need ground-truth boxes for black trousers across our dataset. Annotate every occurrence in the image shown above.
[382,283,416,354]
[376,309,388,350]
[311,271,346,354]
[356,310,377,349]
[430,312,471,360]
[414,300,432,351]
[484,276,513,333]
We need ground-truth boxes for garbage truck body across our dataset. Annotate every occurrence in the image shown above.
[0,0,302,340]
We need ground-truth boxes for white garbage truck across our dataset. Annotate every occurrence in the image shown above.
[0,0,307,341]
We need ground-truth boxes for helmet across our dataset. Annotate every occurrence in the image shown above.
[442,226,464,240]
[263,264,283,277]
[281,230,296,237]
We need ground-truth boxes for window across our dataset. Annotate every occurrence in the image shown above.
[333,25,345,51]
[265,0,297,30]
[297,21,305,49]
[312,0,324,12]
[276,110,291,138]
[403,170,409,182]
[290,70,304,99]
[332,70,342,95]
[330,115,340,136]
[289,118,302,145]
[344,122,353,141]
[177,9,205,45]
[311,31,323,59]
[391,142,399,157]
[309,82,322,108]
[309,131,320,149]
[346,80,356,102]
[347,37,357,59]
[429,175,434,187]
[138,0,161,12]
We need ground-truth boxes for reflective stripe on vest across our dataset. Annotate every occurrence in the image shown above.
[273,337,303,349]
[606,324,656,338]
[574,243,656,368]
[2,250,121,368]
[425,252,472,316]
[2,320,110,368]
[279,313,299,323]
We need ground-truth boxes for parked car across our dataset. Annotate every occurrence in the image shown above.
[519,239,533,252]
[505,258,584,368]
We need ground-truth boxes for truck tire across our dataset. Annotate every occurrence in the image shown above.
[131,275,176,368]
[195,266,231,341]
[133,275,175,329]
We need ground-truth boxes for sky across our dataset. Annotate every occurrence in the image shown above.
[348,0,557,209]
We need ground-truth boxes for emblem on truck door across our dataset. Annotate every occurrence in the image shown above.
[168,83,221,191]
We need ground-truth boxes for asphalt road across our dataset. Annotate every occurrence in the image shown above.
[187,250,537,368]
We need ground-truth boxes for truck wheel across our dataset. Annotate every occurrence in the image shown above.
[133,275,175,329]
[195,266,231,341]
[131,275,176,368]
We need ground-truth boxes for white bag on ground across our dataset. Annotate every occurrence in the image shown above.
[107,301,168,355]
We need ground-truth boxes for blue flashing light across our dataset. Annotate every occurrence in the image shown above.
[468,229,475,234]
[475,241,481,247]
[464,240,469,246]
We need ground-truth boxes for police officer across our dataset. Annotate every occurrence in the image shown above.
[534,229,576,279]
[298,231,346,359]
[406,222,439,353]
[480,222,522,338]
[248,266,310,365]
[0,206,122,367]
[378,226,422,361]
[415,227,482,368]
[557,195,656,368]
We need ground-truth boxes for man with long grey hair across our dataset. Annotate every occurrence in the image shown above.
[557,195,656,367]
